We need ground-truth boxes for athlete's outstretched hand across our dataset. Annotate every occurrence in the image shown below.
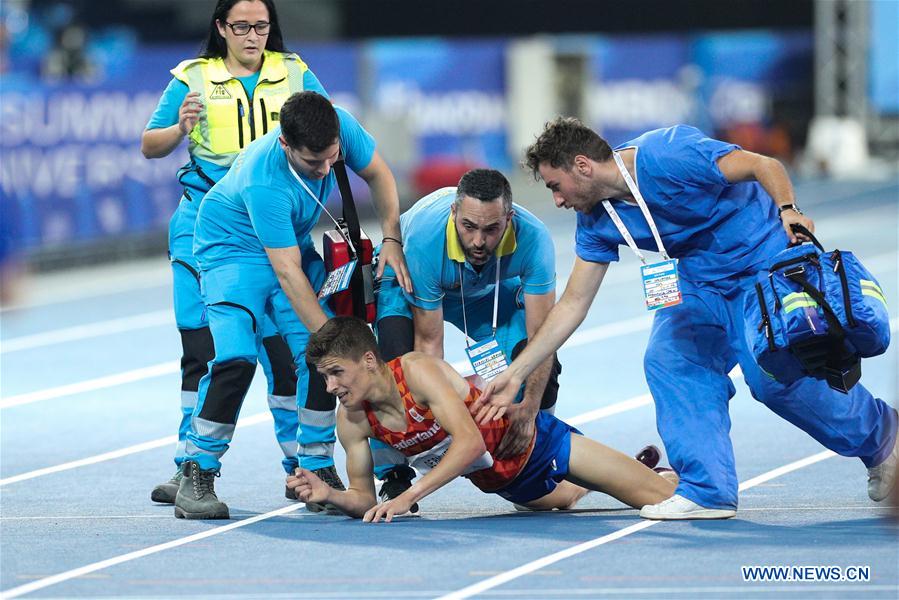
[492,403,537,458]
[363,495,414,523]
[470,370,522,425]
[287,468,328,504]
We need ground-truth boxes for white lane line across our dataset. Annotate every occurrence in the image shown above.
[0,245,894,351]
[0,361,180,409]
[0,382,647,487]
[0,314,654,409]
[3,504,890,522]
[0,502,310,599]
[1,317,892,484]
[436,450,838,600]
[0,452,838,598]
[567,366,744,425]
[1,310,173,353]
[0,412,272,487]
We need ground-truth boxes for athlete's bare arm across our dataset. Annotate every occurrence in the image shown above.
[364,353,487,523]
[288,409,377,518]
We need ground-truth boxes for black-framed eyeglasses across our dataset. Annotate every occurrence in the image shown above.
[224,21,271,35]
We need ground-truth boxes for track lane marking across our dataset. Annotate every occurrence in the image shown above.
[436,450,839,600]
[1,314,654,408]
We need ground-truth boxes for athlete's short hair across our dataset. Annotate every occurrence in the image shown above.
[454,169,512,211]
[279,91,339,153]
[306,316,382,366]
[523,117,613,179]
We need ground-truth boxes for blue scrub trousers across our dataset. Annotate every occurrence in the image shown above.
[169,197,300,474]
[183,249,335,473]
[644,272,898,510]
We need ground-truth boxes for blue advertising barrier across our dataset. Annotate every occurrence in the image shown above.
[0,42,363,254]
[368,38,509,169]
[586,31,812,145]
[1,32,813,255]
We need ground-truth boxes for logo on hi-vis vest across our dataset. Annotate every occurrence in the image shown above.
[209,84,232,100]
[270,111,279,121]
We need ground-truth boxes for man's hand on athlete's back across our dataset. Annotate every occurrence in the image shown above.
[470,370,521,424]
[492,403,537,458]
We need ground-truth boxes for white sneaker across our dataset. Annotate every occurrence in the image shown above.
[639,494,736,520]
[868,433,899,502]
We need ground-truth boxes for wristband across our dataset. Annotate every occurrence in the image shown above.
[382,236,403,247]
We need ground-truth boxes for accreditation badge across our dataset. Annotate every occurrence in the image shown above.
[641,258,682,311]
[317,259,357,299]
[465,337,509,381]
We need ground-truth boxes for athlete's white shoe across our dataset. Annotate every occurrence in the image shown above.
[867,434,899,502]
[639,494,736,520]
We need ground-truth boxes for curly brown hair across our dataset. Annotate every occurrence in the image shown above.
[523,117,612,179]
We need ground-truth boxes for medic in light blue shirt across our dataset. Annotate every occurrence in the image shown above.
[375,170,561,493]
[175,91,410,520]
[140,0,330,507]
[474,119,897,522]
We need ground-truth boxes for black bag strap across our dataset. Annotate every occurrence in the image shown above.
[787,224,856,329]
[789,223,825,253]
[334,159,362,253]
[784,270,846,341]
[177,159,218,190]
[754,283,776,352]
[333,159,367,320]
[831,249,856,328]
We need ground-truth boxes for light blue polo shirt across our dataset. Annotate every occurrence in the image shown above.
[401,188,556,311]
[193,106,375,269]
[574,125,787,282]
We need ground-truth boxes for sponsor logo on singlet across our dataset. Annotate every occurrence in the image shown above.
[393,421,441,450]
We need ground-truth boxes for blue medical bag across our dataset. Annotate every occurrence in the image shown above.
[745,225,890,393]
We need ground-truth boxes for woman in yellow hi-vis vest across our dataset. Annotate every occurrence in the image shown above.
[141,0,328,505]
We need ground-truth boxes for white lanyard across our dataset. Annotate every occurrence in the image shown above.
[602,150,669,264]
[458,256,501,348]
[286,156,357,257]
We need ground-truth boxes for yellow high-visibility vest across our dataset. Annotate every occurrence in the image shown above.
[171,50,310,166]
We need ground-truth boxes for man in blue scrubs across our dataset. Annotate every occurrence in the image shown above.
[175,91,410,519]
[373,170,561,504]
[475,117,898,520]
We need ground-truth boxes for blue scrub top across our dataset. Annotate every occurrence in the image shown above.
[574,125,787,282]
[193,106,375,269]
[401,188,557,311]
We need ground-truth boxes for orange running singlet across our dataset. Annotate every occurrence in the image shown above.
[364,358,535,492]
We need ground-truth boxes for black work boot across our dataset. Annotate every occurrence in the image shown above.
[378,465,419,514]
[150,468,183,504]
